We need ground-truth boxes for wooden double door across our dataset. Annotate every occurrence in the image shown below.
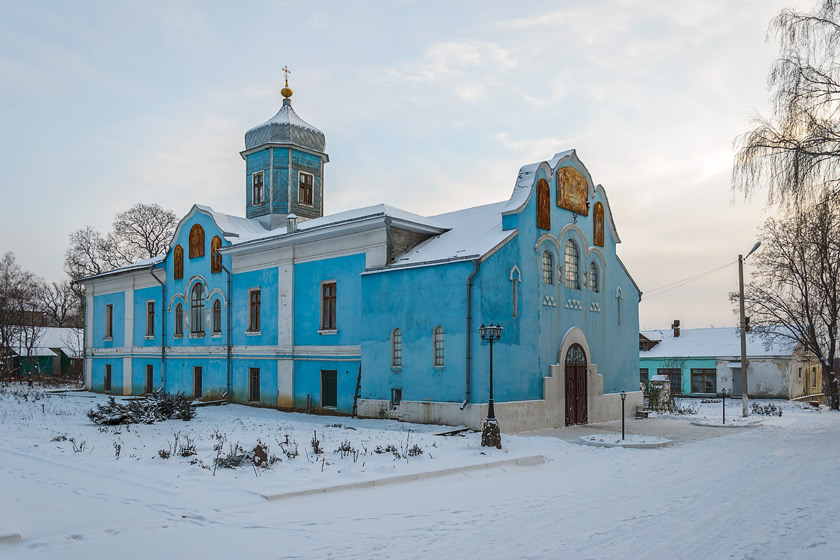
[565,344,588,426]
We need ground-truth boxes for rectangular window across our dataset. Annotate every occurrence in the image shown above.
[321,370,337,408]
[391,388,402,408]
[691,368,716,394]
[194,367,202,399]
[299,172,314,205]
[433,326,445,367]
[813,367,817,389]
[105,304,113,339]
[321,282,337,331]
[252,171,264,205]
[392,328,402,368]
[658,368,682,396]
[104,364,112,391]
[145,364,153,393]
[640,368,649,393]
[248,289,261,332]
[249,368,260,402]
[146,301,155,337]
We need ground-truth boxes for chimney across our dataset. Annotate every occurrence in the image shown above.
[287,213,298,233]
[672,319,680,338]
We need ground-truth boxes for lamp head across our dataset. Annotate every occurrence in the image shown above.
[479,323,487,340]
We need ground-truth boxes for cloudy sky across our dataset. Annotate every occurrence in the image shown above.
[0,0,812,329]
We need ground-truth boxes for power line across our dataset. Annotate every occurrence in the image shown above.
[642,260,738,301]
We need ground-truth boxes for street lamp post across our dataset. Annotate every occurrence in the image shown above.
[739,241,761,418]
[620,390,627,440]
[479,323,503,449]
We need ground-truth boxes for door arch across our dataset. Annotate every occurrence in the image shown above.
[565,343,588,425]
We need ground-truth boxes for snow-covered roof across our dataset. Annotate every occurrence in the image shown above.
[386,201,512,269]
[244,99,326,153]
[640,327,799,359]
[194,205,267,241]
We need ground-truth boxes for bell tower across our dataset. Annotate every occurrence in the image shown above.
[241,68,329,230]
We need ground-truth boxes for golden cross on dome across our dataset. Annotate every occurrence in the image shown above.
[282,65,291,84]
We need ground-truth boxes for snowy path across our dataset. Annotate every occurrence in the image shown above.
[2,395,839,559]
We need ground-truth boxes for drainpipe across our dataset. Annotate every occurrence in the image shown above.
[461,260,480,410]
[220,261,232,397]
[149,265,166,391]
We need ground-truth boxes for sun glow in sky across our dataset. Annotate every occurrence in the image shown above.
[0,0,811,329]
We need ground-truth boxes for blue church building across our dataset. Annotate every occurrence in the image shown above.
[78,82,642,431]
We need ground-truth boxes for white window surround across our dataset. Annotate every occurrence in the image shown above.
[247,287,261,333]
[320,279,337,332]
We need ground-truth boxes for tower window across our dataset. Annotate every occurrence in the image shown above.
[299,172,314,206]
[252,171,264,205]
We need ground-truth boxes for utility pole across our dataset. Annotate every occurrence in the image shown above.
[739,253,749,417]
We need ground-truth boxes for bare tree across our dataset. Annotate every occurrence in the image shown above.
[733,0,840,207]
[0,253,44,380]
[39,280,82,328]
[742,197,840,409]
[65,203,177,280]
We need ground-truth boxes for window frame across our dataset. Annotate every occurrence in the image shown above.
[391,328,402,369]
[320,281,337,333]
[542,251,554,285]
[249,368,260,402]
[145,300,155,337]
[193,366,203,399]
[104,304,113,339]
[212,299,222,334]
[564,240,580,290]
[247,288,261,333]
[174,302,184,337]
[658,367,682,396]
[640,368,649,393]
[298,171,314,206]
[589,262,599,293]
[145,364,154,394]
[252,171,264,205]
[433,326,445,367]
[104,363,112,391]
[190,283,205,336]
[690,368,717,394]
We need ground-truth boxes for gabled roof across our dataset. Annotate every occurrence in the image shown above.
[639,327,799,359]
[385,201,512,269]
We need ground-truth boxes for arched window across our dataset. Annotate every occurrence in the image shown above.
[433,326,445,367]
[392,328,402,368]
[212,299,222,333]
[542,251,554,285]
[211,236,222,273]
[189,224,205,259]
[190,283,204,334]
[536,178,550,230]
[174,303,183,336]
[589,262,599,293]
[565,240,580,289]
[173,245,183,280]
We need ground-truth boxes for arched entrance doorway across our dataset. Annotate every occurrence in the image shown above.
[565,343,588,425]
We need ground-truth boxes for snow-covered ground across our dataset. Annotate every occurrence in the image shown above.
[1,387,839,559]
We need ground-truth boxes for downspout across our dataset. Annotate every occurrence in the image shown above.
[220,261,232,397]
[461,260,480,410]
[149,265,166,391]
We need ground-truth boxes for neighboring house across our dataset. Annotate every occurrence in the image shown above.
[6,327,84,377]
[75,81,642,430]
[639,322,821,400]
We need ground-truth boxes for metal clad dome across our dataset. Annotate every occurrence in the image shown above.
[244,99,326,152]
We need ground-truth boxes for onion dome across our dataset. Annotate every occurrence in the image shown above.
[244,79,326,153]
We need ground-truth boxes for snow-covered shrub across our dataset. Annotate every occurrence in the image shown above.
[750,402,783,417]
[86,393,195,425]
